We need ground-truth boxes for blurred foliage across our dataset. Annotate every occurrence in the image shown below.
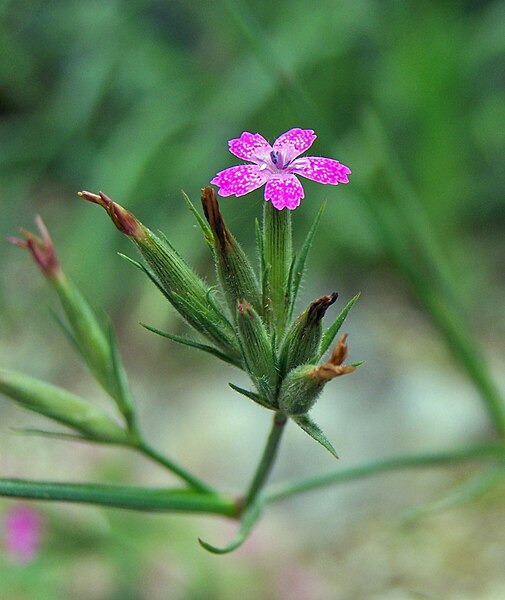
[2,0,504,319]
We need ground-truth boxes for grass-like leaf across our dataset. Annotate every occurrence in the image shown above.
[182,190,214,248]
[142,323,241,368]
[315,293,360,361]
[228,382,276,410]
[292,414,338,458]
[198,500,263,554]
[402,464,505,525]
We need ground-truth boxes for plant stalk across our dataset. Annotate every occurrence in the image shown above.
[243,411,287,509]
[135,440,215,493]
[263,443,505,504]
[0,479,236,516]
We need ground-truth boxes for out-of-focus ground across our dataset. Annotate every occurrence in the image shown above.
[1,1,505,598]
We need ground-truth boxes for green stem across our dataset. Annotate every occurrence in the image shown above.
[135,440,215,494]
[243,411,287,508]
[263,202,292,337]
[0,479,237,516]
[263,443,505,504]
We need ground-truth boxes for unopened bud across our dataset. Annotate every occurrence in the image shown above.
[8,216,61,279]
[0,370,129,443]
[78,191,145,239]
[280,292,338,374]
[236,302,278,403]
[201,187,261,316]
[80,190,240,360]
[278,334,356,415]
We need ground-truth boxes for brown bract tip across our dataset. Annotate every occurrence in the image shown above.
[78,190,144,239]
[7,216,60,278]
[201,186,230,251]
[311,334,356,382]
[307,292,338,323]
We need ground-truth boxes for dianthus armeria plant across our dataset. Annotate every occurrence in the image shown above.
[2,129,502,554]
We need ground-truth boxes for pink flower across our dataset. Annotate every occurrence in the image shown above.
[211,128,351,210]
[3,505,43,563]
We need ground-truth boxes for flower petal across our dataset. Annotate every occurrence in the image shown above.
[264,175,304,210]
[228,132,271,161]
[273,128,316,162]
[211,165,267,197]
[292,157,351,185]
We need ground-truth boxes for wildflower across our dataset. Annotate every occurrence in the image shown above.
[211,128,351,210]
[3,505,42,563]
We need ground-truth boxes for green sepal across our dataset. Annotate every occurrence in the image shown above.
[262,201,292,337]
[292,414,338,458]
[279,292,338,376]
[228,382,276,410]
[202,188,262,316]
[287,201,326,322]
[315,293,360,361]
[142,323,242,368]
[198,500,263,554]
[118,254,240,360]
[181,190,214,248]
[236,303,279,404]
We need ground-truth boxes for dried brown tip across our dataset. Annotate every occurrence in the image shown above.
[201,186,230,251]
[7,216,60,277]
[78,190,145,239]
[311,334,356,382]
[307,292,338,323]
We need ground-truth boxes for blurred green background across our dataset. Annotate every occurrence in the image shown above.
[1,0,505,598]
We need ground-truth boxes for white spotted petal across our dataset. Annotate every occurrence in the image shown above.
[211,165,267,197]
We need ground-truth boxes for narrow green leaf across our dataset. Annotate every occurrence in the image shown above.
[10,428,89,442]
[288,201,326,321]
[228,382,276,410]
[402,464,505,525]
[0,479,237,516]
[142,323,241,368]
[117,252,144,271]
[315,293,360,361]
[198,501,263,554]
[182,190,214,246]
[292,414,338,458]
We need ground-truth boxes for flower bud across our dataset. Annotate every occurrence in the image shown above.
[201,187,261,316]
[79,191,240,361]
[7,216,61,280]
[278,335,356,415]
[9,217,118,399]
[279,292,338,375]
[0,370,129,443]
[236,302,278,403]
